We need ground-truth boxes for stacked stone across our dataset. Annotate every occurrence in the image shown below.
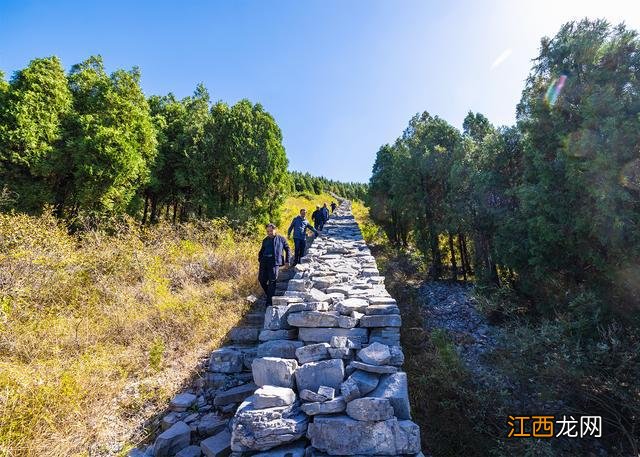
[230,201,421,457]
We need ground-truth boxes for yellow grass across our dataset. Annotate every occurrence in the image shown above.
[0,192,340,457]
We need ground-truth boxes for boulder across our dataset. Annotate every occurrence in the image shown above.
[389,345,405,366]
[330,336,361,349]
[298,328,368,344]
[252,441,306,457]
[257,340,304,359]
[346,397,394,421]
[197,413,227,437]
[214,383,257,406]
[357,342,391,366]
[154,421,191,457]
[295,359,344,392]
[336,298,369,315]
[348,370,380,395]
[367,296,397,306]
[327,347,352,359]
[253,386,296,409]
[300,397,346,415]
[359,315,402,328]
[299,389,329,403]
[295,343,330,364]
[252,358,298,388]
[259,329,297,342]
[200,429,231,457]
[306,416,420,455]
[230,400,308,451]
[287,311,339,328]
[370,372,412,420]
[364,305,400,315]
[264,306,293,330]
[337,315,357,328]
[176,445,202,457]
[229,327,259,343]
[317,386,335,400]
[349,361,397,374]
[170,393,197,412]
[209,348,244,373]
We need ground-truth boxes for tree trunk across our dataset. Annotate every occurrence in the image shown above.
[460,233,473,275]
[142,195,149,225]
[457,232,468,281]
[172,202,178,224]
[448,232,458,280]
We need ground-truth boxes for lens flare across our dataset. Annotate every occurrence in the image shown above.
[545,74,567,106]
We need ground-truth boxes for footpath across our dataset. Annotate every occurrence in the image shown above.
[130,201,422,457]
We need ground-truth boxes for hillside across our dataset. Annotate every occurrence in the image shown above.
[0,192,335,456]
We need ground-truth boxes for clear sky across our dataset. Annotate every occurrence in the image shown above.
[1,1,639,182]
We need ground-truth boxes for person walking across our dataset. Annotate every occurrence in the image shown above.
[319,203,330,230]
[287,208,318,265]
[311,205,323,230]
[330,201,337,213]
[258,223,290,306]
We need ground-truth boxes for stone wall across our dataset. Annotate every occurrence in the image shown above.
[134,201,422,457]
[230,201,421,456]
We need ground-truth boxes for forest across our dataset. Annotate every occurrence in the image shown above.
[367,20,640,455]
[369,19,640,315]
[0,55,365,228]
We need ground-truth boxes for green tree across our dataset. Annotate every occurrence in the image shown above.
[62,56,157,220]
[0,57,72,212]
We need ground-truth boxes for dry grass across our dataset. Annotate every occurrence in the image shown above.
[0,193,338,457]
[276,192,336,232]
[0,212,259,457]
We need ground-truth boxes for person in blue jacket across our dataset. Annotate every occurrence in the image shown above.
[287,208,319,265]
[258,223,291,305]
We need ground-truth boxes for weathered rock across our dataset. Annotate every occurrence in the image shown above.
[287,279,307,292]
[210,348,244,373]
[271,296,304,306]
[306,416,420,455]
[201,429,231,457]
[370,372,411,420]
[330,336,361,349]
[367,296,397,306]
[252,358,298,388]
[359,314,402,328]
[369,327,401,345]
[327,347,352,359]
[336,298,369,315]
[230,400,308,451]
[295,359,344,392]
[170,393,197,412]
[389,345,405,366]
[298,327,368,344]
[287,311,339,328]
[264,306,293,330]
[295,343,330,364]
[230,327,259,343]
[339,377,361,402]
[257,340,304,359]
[300,397,346,415]
[154,421,191,457]
[259,329,297,342]
[364,305,400,315]
[349,360,398,374]
[253,386,296,409]
[176,445,202,457]
[313,276,338,289]
[317,386,335,399]
[197,413,227,437]
[252,441,306,457]
[357,342,391,366]
[346,397,394,421]
[349,370,380,395]
[161,411,181,431]
[299,389,329,402]
[337,315,357,328]
[304,288,331,302]
[214,383,257,406]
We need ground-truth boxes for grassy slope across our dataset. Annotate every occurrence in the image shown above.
[0,192,334,457]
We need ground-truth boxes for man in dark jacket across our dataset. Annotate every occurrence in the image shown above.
[258,223,291,305]
[311,205,322,230]
[330,201,337,213]
[319,203,330,230]
[287,208,319,265]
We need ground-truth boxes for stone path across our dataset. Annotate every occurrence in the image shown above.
[130,201,422,457]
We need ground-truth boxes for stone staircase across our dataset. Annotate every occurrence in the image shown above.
[130,201,422,457]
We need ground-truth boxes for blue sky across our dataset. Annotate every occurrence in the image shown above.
[1,1,638,182]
